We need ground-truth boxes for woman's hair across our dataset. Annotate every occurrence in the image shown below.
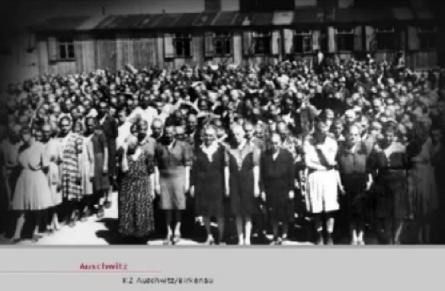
[59,115,72,125]
[382,121,398,135]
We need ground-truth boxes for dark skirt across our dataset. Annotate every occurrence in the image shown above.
[93,153,110,191]
[159,168,186,210]
[341,173,368,222]
[195,171,224,217]
[230,170,259,216]
[264,180,294,223]
[375,171,407,220]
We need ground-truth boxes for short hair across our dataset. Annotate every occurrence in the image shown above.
[59,116,72,125]
[382,121,398,134]
[344,123,362,135]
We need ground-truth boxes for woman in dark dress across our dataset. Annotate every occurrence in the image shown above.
[337,124,373,245]
[368,122,409,245]
[86,117,110,219]
[118,135,155,243]
[190,125,229,245]
[227,124,261,245]
[260,133,295,245]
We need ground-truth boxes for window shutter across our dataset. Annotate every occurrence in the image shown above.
[48,37,58,62]
[164,33,174,59]
[354,26,363,51]
[204,32,214,57]
[328,27,336,53]
[365,26,376,52]
[271,31,280,55]
[408,26,419,51]
[243,31,253,56]
[283,29,293,54]
[312,30,320,51]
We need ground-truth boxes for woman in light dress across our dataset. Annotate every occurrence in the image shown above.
[11,127,52,243]
[41,124,63,234]
[303,117,339,245]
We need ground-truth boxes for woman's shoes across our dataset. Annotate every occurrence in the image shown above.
[204,236,215,245]
[172,233,181,245]
[31,235,41,243]
[47,229,55,236]
[97,206,105,219]
[163,234,173,245]
[10,238,21,244]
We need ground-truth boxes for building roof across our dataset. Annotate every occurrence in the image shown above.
[31,7,431,33]
[33,16,92,32]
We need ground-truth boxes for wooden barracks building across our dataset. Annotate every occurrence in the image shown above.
[30,0,441,75]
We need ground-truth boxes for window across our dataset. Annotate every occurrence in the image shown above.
[336,29,354,51]
[376,27,397,50]
[253,31,271,55]
[214,32,232,56]
[294,30,312,54]
[58,38,75,60]
[418,27,436,50]
[174,33,192,58]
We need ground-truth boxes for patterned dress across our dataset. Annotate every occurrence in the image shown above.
[60,132,83,201]
[118,151,155,238]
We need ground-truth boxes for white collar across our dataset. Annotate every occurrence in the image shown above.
[237,139,247,151]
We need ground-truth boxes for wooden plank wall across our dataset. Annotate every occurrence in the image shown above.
[95,36,117,72]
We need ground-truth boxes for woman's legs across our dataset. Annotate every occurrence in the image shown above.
[216,214,225,244]
[244,216,252,245]
[33,210,43,240]
[394,219,403,245]
[282,222,289,241]
[272,219,279,241]
[325,212,335,245]
[203,216,214,244]
[350,221,358,245]
[165,210,173,241]
[313,214,323,245]
[51,206,60,230]
[12,211,25,240]
[235,215,244,245]
[174,210,182,238]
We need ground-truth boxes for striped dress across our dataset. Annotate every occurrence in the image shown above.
[60,132,83,201]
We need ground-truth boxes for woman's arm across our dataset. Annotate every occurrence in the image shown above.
[102,134,109,174]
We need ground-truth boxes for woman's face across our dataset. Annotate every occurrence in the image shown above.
[383,130,396,145]
[233,128,245,144]
[22,132,31,144]
[34,130,43,142]
[203,128,216,147]
[346,126,360,145]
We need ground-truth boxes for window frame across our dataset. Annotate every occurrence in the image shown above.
[293,30,313,54]
[57,38,75,61]
[418,27,437,51]
[173,33,192,58]
[213,32,233,57]
[252,30,272,55]
[375,26,398,51]
[335,28,355,52]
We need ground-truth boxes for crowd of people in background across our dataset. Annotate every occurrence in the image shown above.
[1,52,445,245]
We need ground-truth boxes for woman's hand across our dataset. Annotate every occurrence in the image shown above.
[103,165,108,174]
[366,180,373,191]
[189,186,195,198]
[339,184,346,196]
[289,190,294,200]
[225,187,230,198]
[254,185,260,198]
[155,184,161,196]
[261,191,266,202]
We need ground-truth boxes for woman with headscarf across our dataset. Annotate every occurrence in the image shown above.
[190,125,229,245]
[118,134,155,243]
[11,127,52,243]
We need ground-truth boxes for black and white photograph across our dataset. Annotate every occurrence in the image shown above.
[0,0,444,248]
